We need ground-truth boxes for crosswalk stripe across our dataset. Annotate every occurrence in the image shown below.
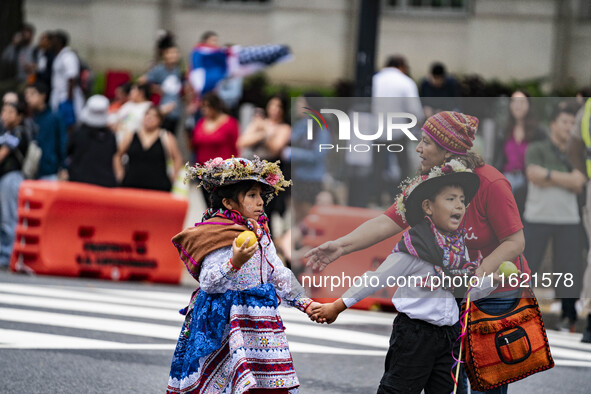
[0,325,386,355]
[548,346,591,362]
[547,332,591,352]
[0,328,134,349]
[0,283,185,310]
[0,305,389,349]
[92,288,190,303]
[0,307,180,340]
[0,283,397,326]
[284,322,389,349]
[0,293,184,322]
[553,359,591,368]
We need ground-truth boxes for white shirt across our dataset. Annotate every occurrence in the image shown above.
[373,67,419,98]
[372,67,423,140]
[115,101,151,144]
[342,252,496,327]
[50,46,84,118]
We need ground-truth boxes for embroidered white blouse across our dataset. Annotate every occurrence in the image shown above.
[198,233,313,312]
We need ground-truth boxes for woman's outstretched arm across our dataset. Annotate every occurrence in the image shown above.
[305,214,404,271]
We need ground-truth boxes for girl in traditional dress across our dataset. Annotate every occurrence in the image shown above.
[167,156,319,394]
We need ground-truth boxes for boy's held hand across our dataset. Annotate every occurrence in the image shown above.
[231,236,258,268]
[309,299,347,324]
[305,301,322,319]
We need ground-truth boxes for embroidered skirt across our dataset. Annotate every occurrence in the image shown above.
[167,284,299,394]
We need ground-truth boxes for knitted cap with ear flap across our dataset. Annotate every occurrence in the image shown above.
[421,111,479,155]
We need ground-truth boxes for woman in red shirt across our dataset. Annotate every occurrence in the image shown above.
[192,92,239,203]
[192,92,239,163]
[307,111,530,394]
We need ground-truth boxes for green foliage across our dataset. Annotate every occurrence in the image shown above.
[91,72,106,96]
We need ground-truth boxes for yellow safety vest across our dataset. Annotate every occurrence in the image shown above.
[582,98,591,177]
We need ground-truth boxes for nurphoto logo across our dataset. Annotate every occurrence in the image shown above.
[306,109,418,152]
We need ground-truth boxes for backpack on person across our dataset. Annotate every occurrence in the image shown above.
[11,124,42,180]
[20,140,43,179]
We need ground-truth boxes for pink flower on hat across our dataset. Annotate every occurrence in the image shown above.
[266,173,280,186]
[206,157,224,168]
[441,164,453,174]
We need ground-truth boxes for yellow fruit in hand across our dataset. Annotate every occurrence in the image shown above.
[236,230,257,248]
[498,261,519,277]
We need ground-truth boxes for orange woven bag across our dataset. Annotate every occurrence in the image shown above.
[462,287,554,391]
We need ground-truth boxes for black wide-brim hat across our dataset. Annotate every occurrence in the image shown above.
[405,171,480,227]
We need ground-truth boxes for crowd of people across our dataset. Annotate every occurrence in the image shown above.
[2,21,591,393]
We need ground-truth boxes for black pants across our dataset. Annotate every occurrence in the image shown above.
[377,313,465,394]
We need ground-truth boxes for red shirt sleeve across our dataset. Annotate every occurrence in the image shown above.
[483,178,523,241]
[384,203,407,229]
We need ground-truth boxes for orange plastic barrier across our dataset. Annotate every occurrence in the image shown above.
[10,181,188,284]
[299,205,404,311]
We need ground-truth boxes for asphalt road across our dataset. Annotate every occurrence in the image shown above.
[1,271,590,393]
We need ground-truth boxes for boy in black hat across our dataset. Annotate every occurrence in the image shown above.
[311,159,495,394]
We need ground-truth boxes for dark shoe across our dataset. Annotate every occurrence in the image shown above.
[556,318,576,333]
[582,330,591,343]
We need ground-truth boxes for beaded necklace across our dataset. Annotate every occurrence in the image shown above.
[200,208,269,242]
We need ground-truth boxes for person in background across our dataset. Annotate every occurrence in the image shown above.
[419,61,461,118]
[33,31,56,94]
[568,89,591,343]
[216,74,243,118]
[24,81,67,181]
[184,31,223,144]
[2,91,37,144]
[1,23,36,88]
[0,100,29,268]
[114,82,151,144]
[372,55,423,205]
[524,102,586,333]
[192,92,239,203]
[285,94,330,224]
[237,94,290,231]
[494,90,546,216]
[2,92,20,106]
[107,81,130,124]
[216,42,243,118]
[67,95,117,187]
[115,105,183,192]
[49,30,84,134]
[138,44,185,136]
[152,30,176,67]
[237,94,290,160]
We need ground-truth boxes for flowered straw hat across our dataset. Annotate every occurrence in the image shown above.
[394,159,480,227]
[185,156,292,201]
